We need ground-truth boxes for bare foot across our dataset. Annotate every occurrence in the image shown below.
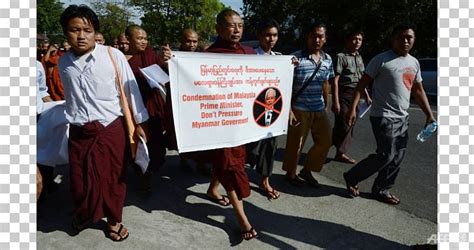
[334,153,356,164]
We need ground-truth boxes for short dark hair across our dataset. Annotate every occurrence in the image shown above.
[60,5,99,34]
[257,19,279,34]
[125,25,144,38]
[344,30,364,41]
[216,9,240,26]
[391,24,416,38]
[303,21,327,37]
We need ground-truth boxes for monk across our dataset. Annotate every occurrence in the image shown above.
[42,44,65,100]
[125,24,171,193]
[58,4,149,242]
[179,28,199,52]
[164,28,200,152]
[117,32,129,53]
[204,9,258,241]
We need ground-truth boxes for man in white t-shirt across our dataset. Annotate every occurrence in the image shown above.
[344,24,435,205]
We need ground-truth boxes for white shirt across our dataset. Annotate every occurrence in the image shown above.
[255,46,282,56]
[36,61,50,114]
[256,46,280,126]
[264,109,273,126]
[58,44,149,126]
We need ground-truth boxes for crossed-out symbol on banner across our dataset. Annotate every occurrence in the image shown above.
[254,95,282,127]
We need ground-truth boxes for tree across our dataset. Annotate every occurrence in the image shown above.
[242,0,436,59]
[37,0,65,43]
[130,0,226,47]
[88,0,136,45]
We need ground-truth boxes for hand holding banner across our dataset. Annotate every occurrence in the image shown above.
[169,52,294,153]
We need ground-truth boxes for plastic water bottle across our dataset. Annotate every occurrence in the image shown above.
[416,121,438,142]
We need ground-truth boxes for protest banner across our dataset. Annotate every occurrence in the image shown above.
[169,51,294,153]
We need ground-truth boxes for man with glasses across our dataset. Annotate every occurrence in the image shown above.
[203,9,258,241]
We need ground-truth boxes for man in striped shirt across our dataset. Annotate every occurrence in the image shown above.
[283,22,334,187]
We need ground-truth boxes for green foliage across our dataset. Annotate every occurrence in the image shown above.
[242,0,436,59]
[130,0,226,47]
[89,1,136,45]
[37,0,65,43]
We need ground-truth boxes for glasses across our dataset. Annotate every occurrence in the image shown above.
[223,22,244,30]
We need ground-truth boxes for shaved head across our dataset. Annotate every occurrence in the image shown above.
[181,28,198,39]
[179,28,199,52]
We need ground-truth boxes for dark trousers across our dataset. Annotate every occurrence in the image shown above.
[344,116,409,193]
[332,86,356,154]
[37,164,55,193]
[146,115,166,172]
[246,137,276,177]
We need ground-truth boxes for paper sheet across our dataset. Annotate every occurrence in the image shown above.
[134,136,150,174]
[37,101,69,166]
[139,64,169,99]
[358,100,372,118]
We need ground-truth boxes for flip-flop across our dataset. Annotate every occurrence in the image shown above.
[108,224,129,242]
[343,173,359,198]
[374,192,400,205]
[207,195,231,206]
[241,227,258,241]
[260,187,280,200]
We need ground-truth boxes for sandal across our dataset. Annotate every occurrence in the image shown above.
[373,191,400,205]
[207,194,231,206]
[108,224,129,242]
[343,173,359,198]
[260,187,280,200]
[241,227,258,241]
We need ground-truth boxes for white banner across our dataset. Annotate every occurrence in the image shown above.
[169,51,294,153]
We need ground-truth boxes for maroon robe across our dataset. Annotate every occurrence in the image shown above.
[204,38,256,199]
[127,47,167,170]
[164,83,178,150]
[69,117,127,223]
[44,54,65,101]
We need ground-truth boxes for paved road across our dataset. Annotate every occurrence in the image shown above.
[37,99,437,248]
[38,155,436,249]
[274,100,438,223]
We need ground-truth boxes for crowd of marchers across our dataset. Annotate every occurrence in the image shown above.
[36,4,435,242]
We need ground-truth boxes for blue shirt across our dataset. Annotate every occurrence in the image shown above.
[291,50,334,112]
